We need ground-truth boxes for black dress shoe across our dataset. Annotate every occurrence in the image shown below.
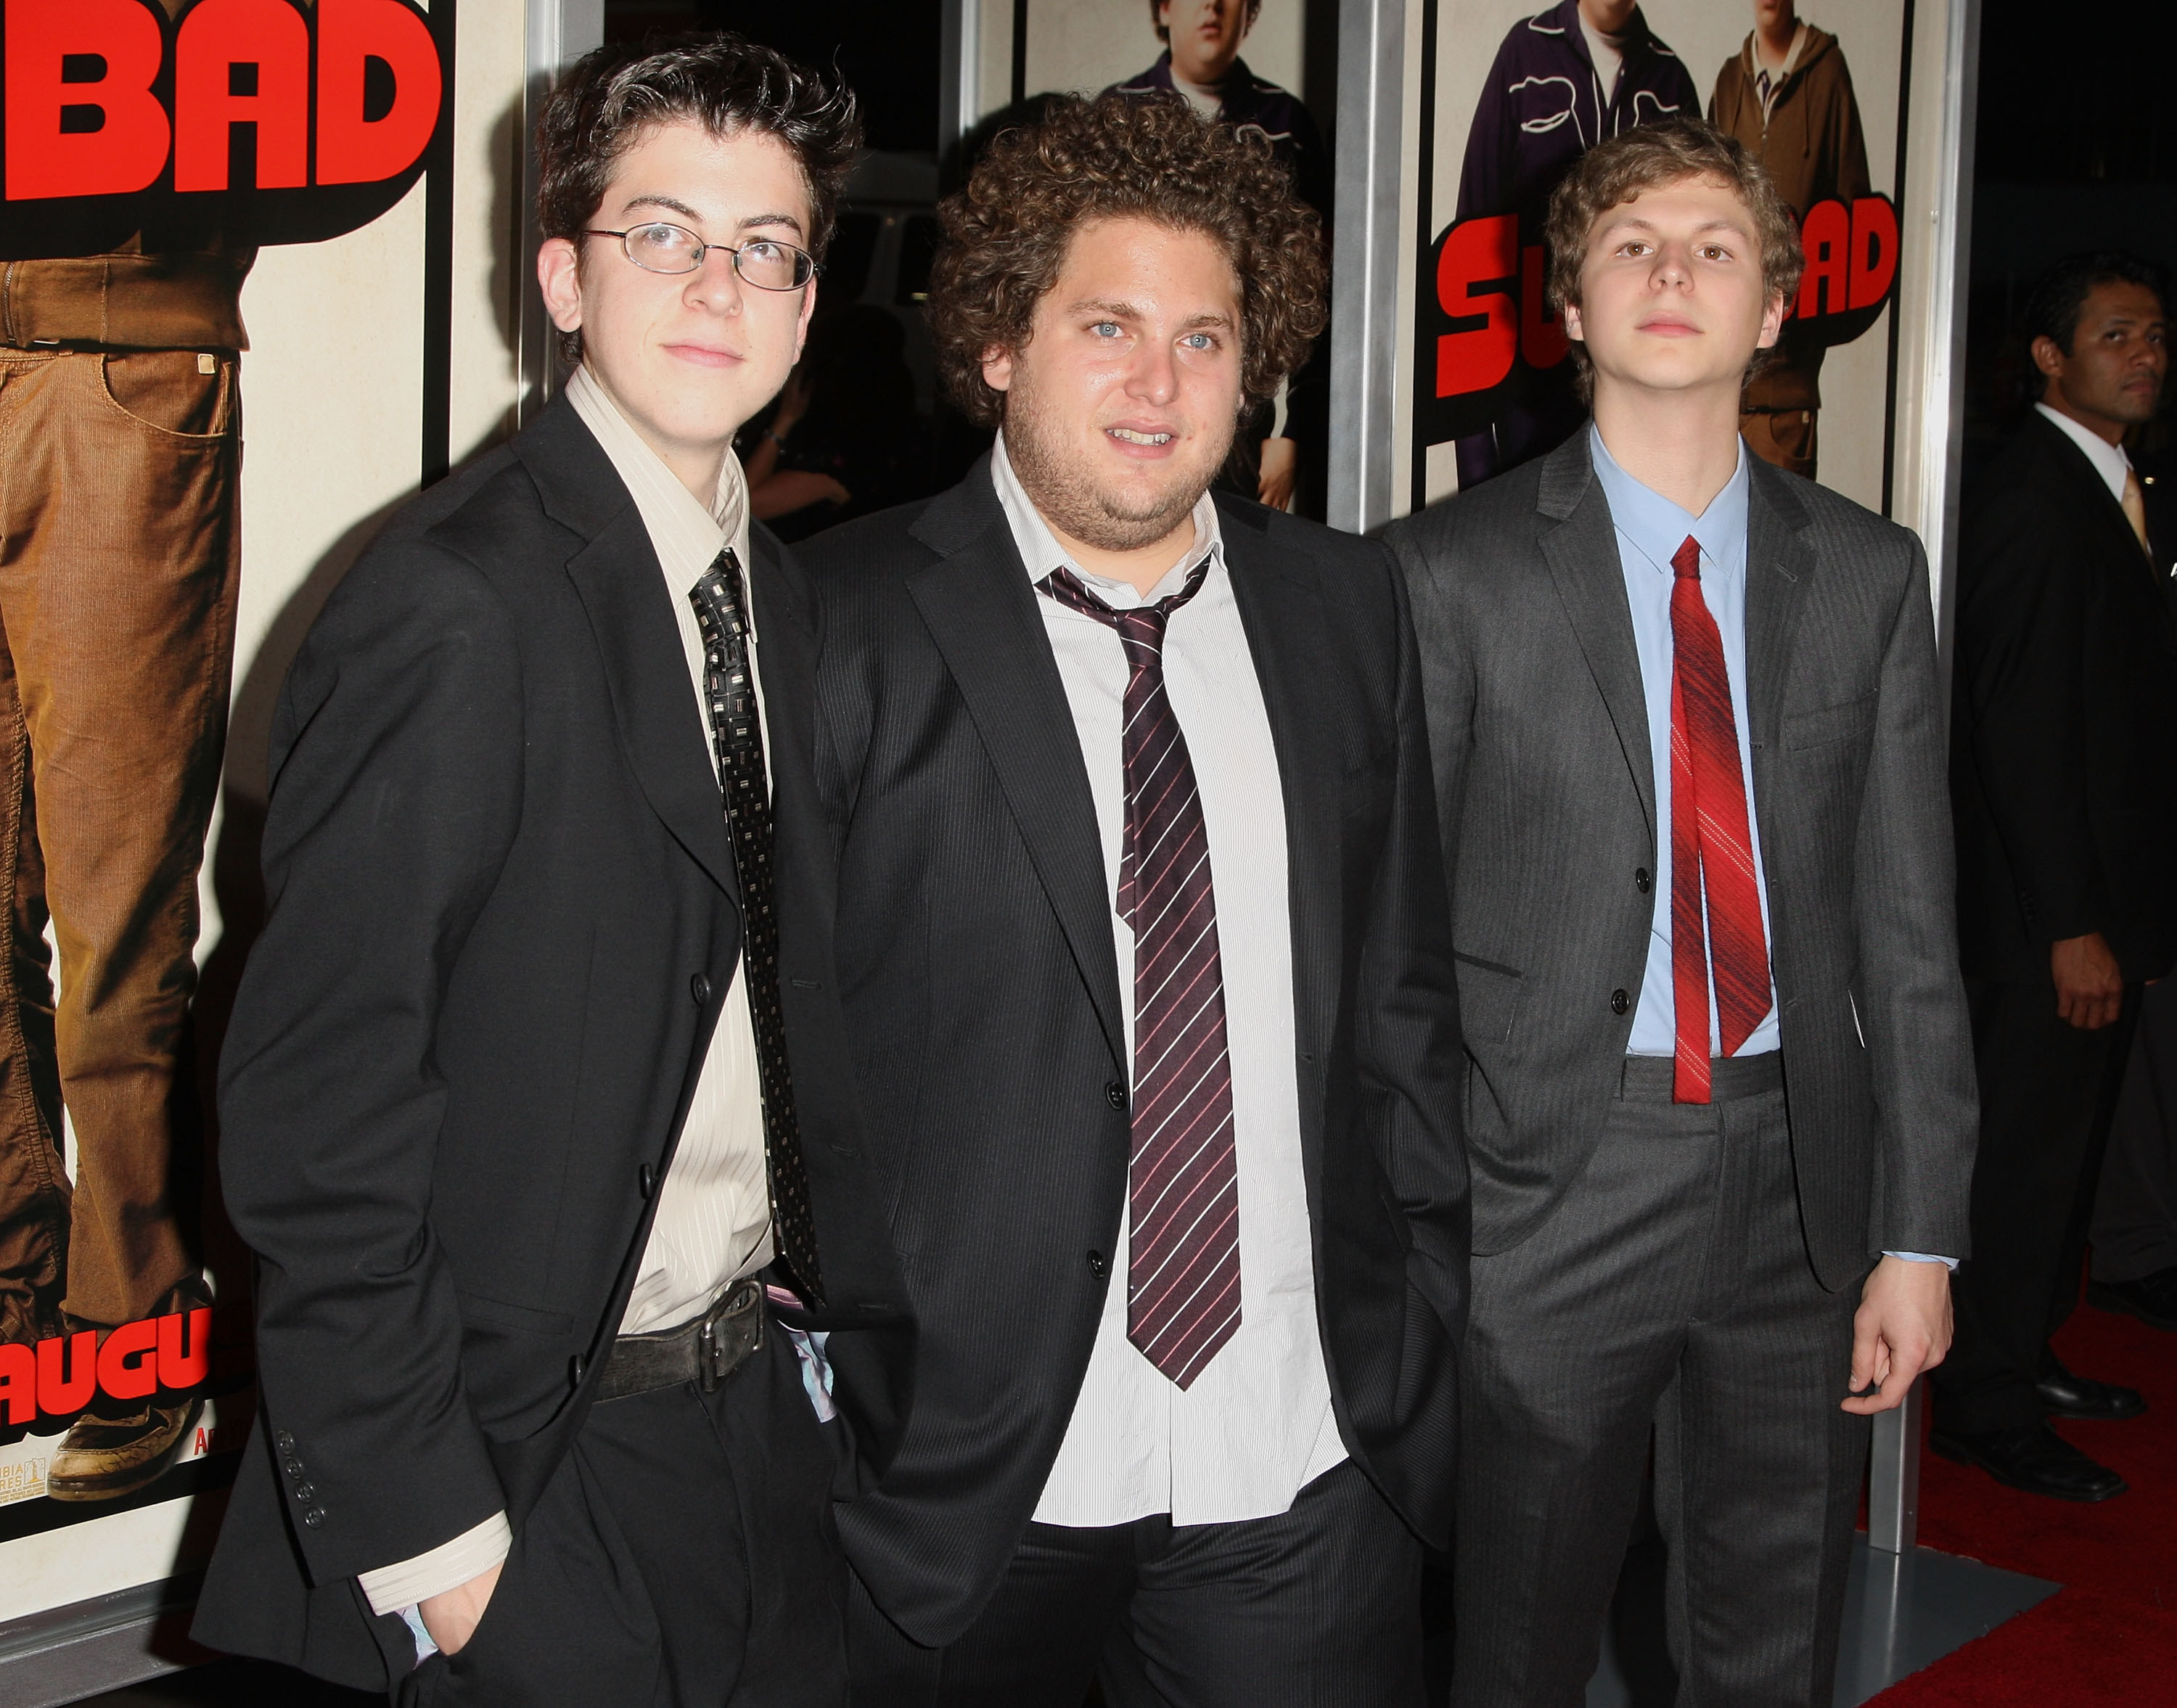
[2088,1267,2177,1331]
[2036,1368,2148,1421]
[1929,1423,2128,1501]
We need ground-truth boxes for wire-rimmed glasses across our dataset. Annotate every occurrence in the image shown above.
[583,222,819,290]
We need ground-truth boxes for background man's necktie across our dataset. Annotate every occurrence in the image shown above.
[688,548,824,1307]
[2123,469,2153,559]
[1041,560,1239,1389]
[1668,535,1773,1105]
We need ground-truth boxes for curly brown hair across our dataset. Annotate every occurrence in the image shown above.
[537,34,861,364]
[1543,118,1804,400]
[928,92,1326,429]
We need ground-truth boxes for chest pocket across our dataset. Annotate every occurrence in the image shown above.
[1782,693,1876,752]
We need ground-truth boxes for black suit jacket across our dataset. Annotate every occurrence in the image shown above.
[192,398,910,1691]
[797,464,1468,1647]
[1951,411,2177,985]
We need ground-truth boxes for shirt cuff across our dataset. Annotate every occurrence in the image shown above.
[357,1511,512,1618]
[1883,1251,1959,1270]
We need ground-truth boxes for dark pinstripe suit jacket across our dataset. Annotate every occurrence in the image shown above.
[1386,432,1975,1291]
[799,462,1468,1648]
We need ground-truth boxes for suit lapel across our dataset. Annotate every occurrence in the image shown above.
[1743,461,1816,773]
[1536,437,1657,837]
[905,475,1127,1072]
[1220,507,1340,1180]
[561,498,738,901]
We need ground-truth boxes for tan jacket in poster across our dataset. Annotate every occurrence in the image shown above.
[1710,24,1871,412]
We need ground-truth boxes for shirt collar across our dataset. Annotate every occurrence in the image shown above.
[991,431,1224,609]
[1588,423,1750,580]
[564,363,755,617]
[2035,401,2134,509]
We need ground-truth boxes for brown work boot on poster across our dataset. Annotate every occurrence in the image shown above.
[46,1277,212,1503]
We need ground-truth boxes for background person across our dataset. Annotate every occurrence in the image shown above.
[1708,0,1872,480]
[1937,251,2177,1501]
[1451,0,1700,491]
[1106,0,1329,514]
[1391,118,1973,1706]
[192,36,909,1701]
[747,304,930,540]
[803,92,1465,1706]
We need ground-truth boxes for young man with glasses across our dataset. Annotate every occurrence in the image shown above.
[192,36,909,1705]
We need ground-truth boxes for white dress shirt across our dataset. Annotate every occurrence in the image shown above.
[992,436,1347,1530]
[358,369,776,1617]
[2035,401,2136,509]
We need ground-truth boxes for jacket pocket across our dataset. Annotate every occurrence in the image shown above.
[1783,693,1877,752]
[458,1292,573,1337]
[1454,951,1524,1048]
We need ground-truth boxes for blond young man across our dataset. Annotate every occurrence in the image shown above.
[1389,119,1975,1707]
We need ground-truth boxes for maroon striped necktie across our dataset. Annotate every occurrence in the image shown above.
[1041,560,1240,1390]
[1668,535,1772,1104]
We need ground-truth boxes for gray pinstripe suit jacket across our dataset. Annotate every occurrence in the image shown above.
[1386,431,1975,1291]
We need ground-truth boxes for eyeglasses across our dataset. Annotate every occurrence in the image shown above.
[583,222,819,290]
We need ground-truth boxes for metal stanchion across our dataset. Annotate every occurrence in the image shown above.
[1867,1375,1923,1554]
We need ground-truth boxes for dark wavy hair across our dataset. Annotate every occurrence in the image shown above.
[927,91,1326,429]
[537,34,861,362]
[1544,117,1804,400]
[2023,251,2167,397]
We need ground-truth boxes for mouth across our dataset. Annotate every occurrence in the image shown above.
[1106,426,1177,450]
[665,342,744,369]
[1637,317,1700,337]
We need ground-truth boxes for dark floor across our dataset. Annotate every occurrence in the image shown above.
[76,1657,376,1706]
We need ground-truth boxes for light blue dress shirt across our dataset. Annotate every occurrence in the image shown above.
[1589,427,1780,1060]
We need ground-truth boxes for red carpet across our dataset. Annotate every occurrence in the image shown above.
[1873,1300,2177,1704]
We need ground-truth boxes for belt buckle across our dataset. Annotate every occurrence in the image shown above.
[696,1281,759,1392]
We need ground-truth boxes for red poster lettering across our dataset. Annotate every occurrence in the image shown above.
[38,1328,97,1414]
[1520,244,1568,371]
[1436,215,1520,398]
[157,1305,213,1389]
[97,1316,160,1401]
[1796,198,1852,321]
[0,1342,31,1426]
[173,0,311,192]
[317,0,442,186]
[1850,194,1899,311]
[3,0,170,200]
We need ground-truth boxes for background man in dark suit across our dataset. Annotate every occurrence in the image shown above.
[800,93,1466,1706]
[1390,119,1975,1707]
[1937,252,2177,1501]
[192,37,907,1704]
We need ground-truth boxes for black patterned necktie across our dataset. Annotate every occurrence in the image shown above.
[687,547,824,1307]
[1039,559,1240,1389]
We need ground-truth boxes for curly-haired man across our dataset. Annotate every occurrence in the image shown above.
[1389,117,1973,1706]
[798,92,1466,1704]
[192,36,909,1704]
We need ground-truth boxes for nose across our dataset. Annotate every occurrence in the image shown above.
[1125,338,1180,406]
[1649,239,1694,290]
[684,247,746,316]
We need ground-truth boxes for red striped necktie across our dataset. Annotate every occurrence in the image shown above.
[1667,535,1772,1104]
[1041,561,1241,1390]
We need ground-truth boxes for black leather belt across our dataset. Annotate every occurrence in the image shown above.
[596,1278,764,1403]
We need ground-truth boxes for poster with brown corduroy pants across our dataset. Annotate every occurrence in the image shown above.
[0,348,239,1346]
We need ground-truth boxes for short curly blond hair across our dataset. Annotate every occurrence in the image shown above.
[1545,118,1803,399]
[928,92,1327,428]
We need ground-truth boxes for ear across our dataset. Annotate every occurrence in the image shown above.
[1756,288,1787,351]
[2030,334,2067,381]
[981,344,1017,395]
[1562,300,1586,346]
[538,238,583,337]
[793,279,819,365]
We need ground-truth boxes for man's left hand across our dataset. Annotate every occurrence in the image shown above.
[1843,1255,1952,1414]
[1256,437,1298,510]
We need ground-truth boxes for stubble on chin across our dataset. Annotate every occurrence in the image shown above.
[1002,382,1233,554]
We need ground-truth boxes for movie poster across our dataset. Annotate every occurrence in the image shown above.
[0,0,532,1671]
[1406,0,1916,517]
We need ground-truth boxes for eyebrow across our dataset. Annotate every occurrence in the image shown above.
[1064,297,1236,329]
[616,194,807,237]
[1601,214,1753,239]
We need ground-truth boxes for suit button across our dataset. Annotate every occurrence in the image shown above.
[1104,1082,1127,1111]
[274,1430,295,1451]
[1635,868,1652,893]
[294,1482,315,1502]
[639,1162,657,1199]
[1086,1250,1109,1279]
[303,1507,326,1528]
[1610,989,1631,1015]
[284,1458,304,1479]
[690,973,712,1006]
[570,1354,587,1388]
